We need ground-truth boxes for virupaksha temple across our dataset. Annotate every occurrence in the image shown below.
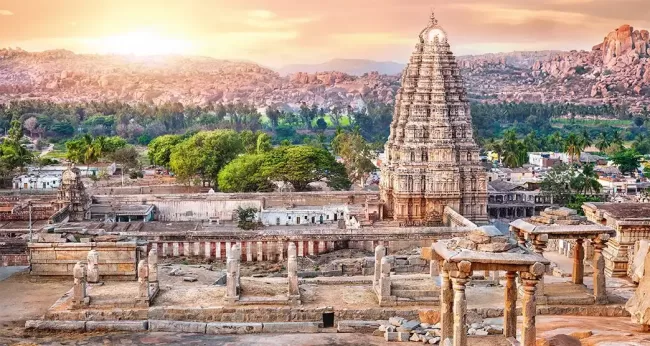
[2,13,650,346]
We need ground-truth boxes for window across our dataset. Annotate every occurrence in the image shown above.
[276,218,280,226]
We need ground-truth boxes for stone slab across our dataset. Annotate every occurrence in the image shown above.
[25,320,85,331]
[262,322,320,333]
[337,320,382,333]
[148,320,207,333]
[86,320,148,332]
[206,322,263,334]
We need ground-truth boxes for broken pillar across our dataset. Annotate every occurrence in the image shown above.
[136,259,149,306]
[72,261,89,308]
[287,243,300,302]
[148,247,159,295]
[226,244,241,303]
[86,250,99,284]
[378,256,395,306]
[374,244,385,287]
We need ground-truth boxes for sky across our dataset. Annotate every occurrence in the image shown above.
[0,0,649,67]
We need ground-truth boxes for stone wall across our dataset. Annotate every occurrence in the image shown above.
[91,191,379,222]
[29,242,138,279]
[0,238,28,266]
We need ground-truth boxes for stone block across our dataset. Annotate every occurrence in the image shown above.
[86,320,148,332]
[206,322,263,334]
[397,319,420,331]
[385,331,399,341]
[25,320,85,331]
[389,316,407,326]
[337,320,381,333]
[148,320,206,333]
[397,332,410,341]
[262,322,319,333]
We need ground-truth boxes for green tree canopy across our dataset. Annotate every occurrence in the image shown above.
[332,129,376,186]
[217,154,273,192]
[147,134,183,168]
[169,130,244,186]
[611,148,642,175]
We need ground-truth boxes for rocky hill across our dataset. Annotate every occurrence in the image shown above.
[0,49,400,108]
[278,59,405,76]
[1,24,650,108]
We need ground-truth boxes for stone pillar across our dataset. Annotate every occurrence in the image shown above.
[521,263,544,346]
[137,259,149,306]
[573,239,585,285]
[148,247,159,290]
[491,270,500,285]
[226,244,240,302]
[440,268,453,342]
[504,271,517,338]
[593,235,610,304]
[257,241,263,262]
[287,243,299,299]
[378,256,395,306]
[72,261,88,308]
[86,250,99,284]
[374,245,386,287]
[451,275,469,346]
[531,234,548,301]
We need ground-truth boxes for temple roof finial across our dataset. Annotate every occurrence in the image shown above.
[429,10,438,26]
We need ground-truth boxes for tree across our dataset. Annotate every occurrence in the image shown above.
[169,130,244,186]
[541,163,574,206]
[564,133,584,164]
[218,154,273,192]
[256,133,273,154]
[594,133,610,153]
[611,148,641,175]
[260,145,350,191]
[570,163,601,195]
[108,146,140,170]
[332,130,376,186]
[236,207,259,230]
[23,117,38,137]
[148,134,183,168]
[0,120,33,174]
[580,129,592,149]
[500,129,527,168]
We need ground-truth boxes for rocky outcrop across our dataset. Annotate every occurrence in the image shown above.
[626,248,650,327]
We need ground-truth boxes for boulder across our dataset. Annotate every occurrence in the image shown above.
[536,334,581,346]
[626,249,650,327]
[418,310,441,324]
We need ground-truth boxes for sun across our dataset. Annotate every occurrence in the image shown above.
[95,30,193,56]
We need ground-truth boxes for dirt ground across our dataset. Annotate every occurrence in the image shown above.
[0,269,71,337]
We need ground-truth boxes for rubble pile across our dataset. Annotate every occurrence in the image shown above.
[375,317,503,344]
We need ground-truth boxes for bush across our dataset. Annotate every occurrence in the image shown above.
[236,207,259,230]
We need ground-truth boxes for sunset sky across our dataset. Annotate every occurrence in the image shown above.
[0,0,648,67]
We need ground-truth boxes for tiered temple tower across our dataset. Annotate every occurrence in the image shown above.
[54,164,91,221]
[380,13,488,224]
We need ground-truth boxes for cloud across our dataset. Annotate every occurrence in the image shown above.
[0,10,13,16]
[243,10,316,29]
[330,33,412,45]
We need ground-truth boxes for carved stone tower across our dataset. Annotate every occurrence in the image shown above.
[380,13,488,224]
[54,164,91,221]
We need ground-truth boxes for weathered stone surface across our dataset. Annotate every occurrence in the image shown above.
[85,320,148,332]
[418,309,441,324]
[206,322,263,334]
[535,334,581,346]
[626,249,650,326]
[398,319,420,331]
[148,320,207,333]
[568,330,593,339]
[262,322,319,333]
[25,320,86,331]
[337,320,381,333]
[389,316,407,326]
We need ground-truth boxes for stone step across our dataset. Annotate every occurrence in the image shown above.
[392,290,437,298]
[237,297,291,305]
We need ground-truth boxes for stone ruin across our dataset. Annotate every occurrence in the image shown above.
[626,247,650,332]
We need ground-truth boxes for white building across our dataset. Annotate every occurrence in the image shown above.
[259,205,348,227]
[13,174,61,190]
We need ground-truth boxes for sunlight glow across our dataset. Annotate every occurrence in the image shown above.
[93,30,194,56]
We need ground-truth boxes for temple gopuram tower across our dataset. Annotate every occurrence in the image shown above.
[380,13,488,224]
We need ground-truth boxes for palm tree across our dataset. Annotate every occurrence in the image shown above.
[611,130,624,149]
[547,132,563,152]
[581,163,601,195]
[564,133,583,165]
[580,129,592,150]
[595,133,610,153]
